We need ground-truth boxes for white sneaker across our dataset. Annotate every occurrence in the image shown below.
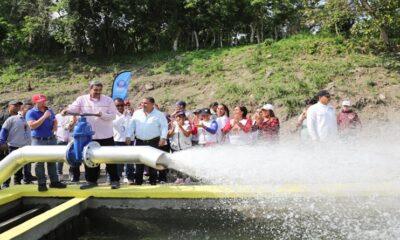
[123,177,129,184]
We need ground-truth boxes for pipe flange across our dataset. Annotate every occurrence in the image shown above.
[65,140,75,166]
[83,141,100,168]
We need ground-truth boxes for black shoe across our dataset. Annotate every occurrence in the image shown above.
[80,182,97,190]
[25,176,37,182]
[49,181,67,189]
[111,181,120,189]
[38,184,48,192]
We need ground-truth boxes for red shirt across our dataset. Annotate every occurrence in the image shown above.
[256,117,280,141]
[337,110,361,131]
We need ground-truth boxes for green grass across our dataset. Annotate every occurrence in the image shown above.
[0,33,399,117]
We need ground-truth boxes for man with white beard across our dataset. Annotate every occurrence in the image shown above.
[307,90,338,142]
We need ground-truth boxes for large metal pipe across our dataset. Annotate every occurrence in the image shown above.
[82,142,172,170]
[0,144,175,185]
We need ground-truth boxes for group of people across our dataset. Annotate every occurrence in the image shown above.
[0,80,361,191]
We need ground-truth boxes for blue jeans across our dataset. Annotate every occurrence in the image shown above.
[32,137,58,185]
[56,141,68,175]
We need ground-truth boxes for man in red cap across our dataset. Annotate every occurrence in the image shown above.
[26,94,67,192]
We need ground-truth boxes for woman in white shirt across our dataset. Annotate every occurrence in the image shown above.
[216,104,230,143]
[168,111,192,151]
[196,108,218,146]
[222,106,252,145]
[168,111,192,183]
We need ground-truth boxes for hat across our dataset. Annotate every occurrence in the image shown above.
[261,104,274,111]
[32,94,47,103]
[200,108,211,115]
[175,110,186,117]
[193,109,201,114]
[8,100,23,105]
[342,100,351,107]
[317,90,330,97]
[176,100,186,107]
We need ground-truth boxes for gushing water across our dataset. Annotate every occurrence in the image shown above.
[169,123,400,239]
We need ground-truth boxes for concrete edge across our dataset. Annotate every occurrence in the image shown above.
[0,197,88,240]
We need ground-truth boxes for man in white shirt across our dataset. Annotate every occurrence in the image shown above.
[126,97,168,185]
[63,80,119,190]
[55,110,77,181]
[307,90,338,142]
[113,98,135,184]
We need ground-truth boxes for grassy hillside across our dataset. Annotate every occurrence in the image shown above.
[1,34,399,122]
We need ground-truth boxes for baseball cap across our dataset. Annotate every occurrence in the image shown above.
[8,100,23,105]
[317,90,330,97]
[200,108,211,115]
[32,94,47,103]
[193,109,201,114]
[342,100,351,107]
[261,104,274,111]
[176,100,186,107]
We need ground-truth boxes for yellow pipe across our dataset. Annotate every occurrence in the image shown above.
[0,146,66,185]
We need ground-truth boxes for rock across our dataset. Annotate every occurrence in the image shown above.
[377,93,386,104]
[144,83,154,91]
[326,82,335,90]
[265,69,274,78]
[354,97,369,109]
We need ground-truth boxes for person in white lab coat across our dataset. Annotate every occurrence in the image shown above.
[307,90,338,142]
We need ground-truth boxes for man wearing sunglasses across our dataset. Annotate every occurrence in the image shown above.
[306,90,338,142]
[113,98,135,184]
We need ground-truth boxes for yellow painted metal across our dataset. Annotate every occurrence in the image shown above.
[0,197,88,240]
[1,182,400,207]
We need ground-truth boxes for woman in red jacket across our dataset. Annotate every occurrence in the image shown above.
[222,106,252,145]
[254,104,280,142]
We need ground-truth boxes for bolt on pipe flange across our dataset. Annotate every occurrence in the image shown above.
[83,141,101,168]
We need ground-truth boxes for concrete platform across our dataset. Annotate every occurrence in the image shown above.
[1,182,400,206]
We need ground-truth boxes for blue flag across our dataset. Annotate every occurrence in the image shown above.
[111,71,132,100]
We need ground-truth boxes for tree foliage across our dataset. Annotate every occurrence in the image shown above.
[0,0,398,56]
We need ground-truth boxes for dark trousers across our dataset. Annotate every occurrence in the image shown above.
[3,146,23,186]
[158,143,170,182]
[84,137,119,183]
[135,137,163,185]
